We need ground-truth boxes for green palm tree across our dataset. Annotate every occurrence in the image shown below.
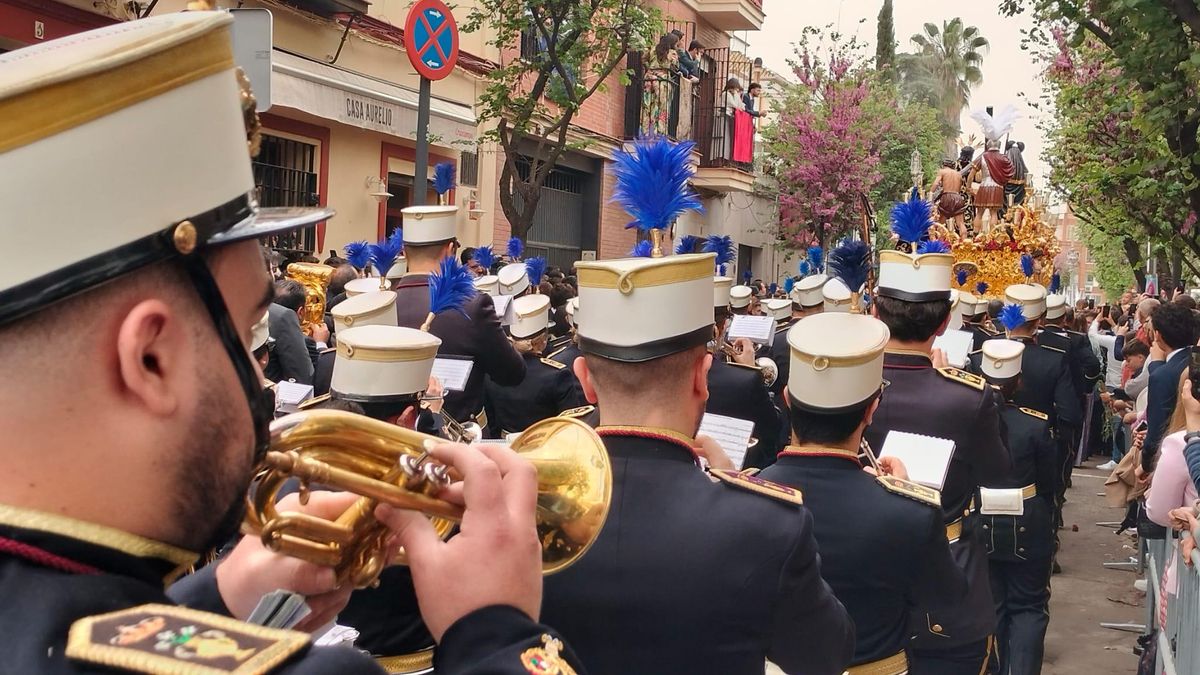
[905,18,988,138]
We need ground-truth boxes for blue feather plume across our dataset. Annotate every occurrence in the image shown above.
[344,240,371,271]
[473,245,496,270]
[526,256,547,286]
[799,260,811,277]
[890,193,935,244]
[784,277,795,294]
[807,246,824,273]
[433,162,456,196]
[387,227,405,253]
[956,269,970,287]
[976,281,989,296]
[1049,272,1061,294]
[768,282,778,296]
[612,135,703,232]
[630,240,654,257]
[999,303,1027,332]
[675,234,700,255]
[428,256,477,320]
[827,238,871,293]
[506,237,524,260]
[917,239,951,254]
[742,270,752,284]
[368,237,404,278]
[1020,253,1035,279]
[702,235,735,274]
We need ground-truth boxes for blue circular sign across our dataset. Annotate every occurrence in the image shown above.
[404,0,459,81]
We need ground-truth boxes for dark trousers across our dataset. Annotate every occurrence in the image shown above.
[911,637,993,675]
[988,557,1052,675]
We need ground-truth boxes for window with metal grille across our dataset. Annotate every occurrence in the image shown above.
[459,150,480,187]
[253,134,321,253]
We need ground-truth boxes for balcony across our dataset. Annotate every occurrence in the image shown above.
[623,50,756,193]
[690,0,765,32]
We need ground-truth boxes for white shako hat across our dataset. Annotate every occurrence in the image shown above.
[385,257,409,280]
[1005,283,1048,322]
[401,205,458,246]
[876,250,954,302]
[1045,294,1067,320]
[792,273,828,309]
[510,293,551,340]
[498,263,530,296]
[0,13,333,324]
[730,285,753,309]
[331,290,398,334]
[332,325,441,402]
[575,253,714,362]
[345,276,391,296]
[822,277,852,313]
[765,298,792,321]
[957,291,980,318]
[250,311,271,352]
[980,338,1025,382]
[474,274,500,295]
[564,296,579,327]
[786,313,890,412]
[713,276,733,309]
[946,290,963,330]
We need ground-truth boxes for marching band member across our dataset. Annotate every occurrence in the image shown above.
[760,312,967,675]
[0,13,583,675]
[976,339,1058,675]
[864,194,1010,674]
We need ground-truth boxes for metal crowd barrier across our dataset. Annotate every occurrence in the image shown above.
[1147,530,1199,675]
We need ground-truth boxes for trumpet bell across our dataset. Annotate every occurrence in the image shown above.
[243,410,611,588]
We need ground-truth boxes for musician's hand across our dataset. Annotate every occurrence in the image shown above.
[930,348,950,370]
[376,442,542,642]
[874,456,910,481]
[732,338,756,366]
[215,491,360,632]
[425,376,445,414]
[694,433,736,471]
[311,321,330,345]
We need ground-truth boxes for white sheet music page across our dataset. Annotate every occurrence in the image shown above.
[933,329,974,368]
[275,381,313,407]
[877,430,956,490]
[698,413,756,469]
[492,295,513,325]
[728,315,776,346]
[431,358,474,392]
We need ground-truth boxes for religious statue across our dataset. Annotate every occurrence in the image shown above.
[1002,140,1029,216]
[930,159,968,238]
[968,139,1014,232]
[285,262,334,336]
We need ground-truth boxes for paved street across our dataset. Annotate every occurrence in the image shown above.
[1042,464,1142,675]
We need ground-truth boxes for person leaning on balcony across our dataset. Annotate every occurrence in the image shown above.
[677,39,703,82]
[742,82,763,118]
[724,77,745,112]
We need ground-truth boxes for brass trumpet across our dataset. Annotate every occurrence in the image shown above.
[243,410,612,589]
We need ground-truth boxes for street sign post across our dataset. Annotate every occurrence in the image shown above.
[403,0,459,206]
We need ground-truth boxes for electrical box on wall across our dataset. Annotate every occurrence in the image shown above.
[581,250,596,261]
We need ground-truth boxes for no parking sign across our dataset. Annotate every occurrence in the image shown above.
[403,0,459,81]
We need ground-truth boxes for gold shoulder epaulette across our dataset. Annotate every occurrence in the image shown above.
[318,346,336,355]
[775,321,794,334]
[727,361,762,372]
[740,467,761,476]
[876,475,941,507]
[557,405,595,419]
[67,604,308,675]
[540,357,566,370]
[1019,406,1049,420]
[544,345,568,360]
[1040,344,1066,354]
[710,469,803,505]
[297,393,331,411]
[936,367,985,391]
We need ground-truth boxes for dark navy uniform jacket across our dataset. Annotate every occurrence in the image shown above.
[972,336,1080,431]
[981,405,1058,561]
[547,340,583,371]
[1039,325,1101,399]
[863,351,1011,649]
[706,357,783,471]
[392,274,526,421]
[757,317,795,398]
[0,505,584,675]
[485,353,587,435]
[968,322,999,352]
[760,449,967,667]
[541,429,855,675]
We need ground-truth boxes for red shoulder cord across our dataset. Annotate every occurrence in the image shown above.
[0,534,100,575]
[597,427,702,466]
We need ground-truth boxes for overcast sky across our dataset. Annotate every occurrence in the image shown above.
[746,0,1050,186]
